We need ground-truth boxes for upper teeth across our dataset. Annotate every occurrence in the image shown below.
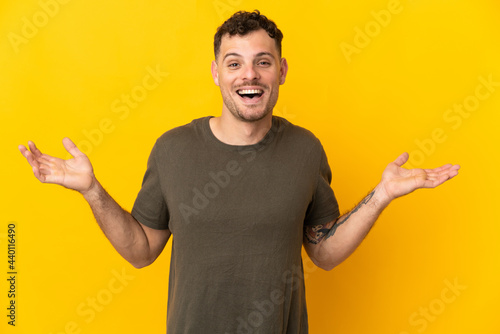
[238,89,263,94]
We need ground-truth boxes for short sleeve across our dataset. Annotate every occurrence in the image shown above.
[131,141,169,230]
[304,147,340,226]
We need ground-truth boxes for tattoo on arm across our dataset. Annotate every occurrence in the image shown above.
[304,190,376,244]
[304,222,336,244]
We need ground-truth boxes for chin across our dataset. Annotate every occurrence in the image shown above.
[235,108,272,123]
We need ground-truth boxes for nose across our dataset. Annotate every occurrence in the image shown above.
[241,64,260,81]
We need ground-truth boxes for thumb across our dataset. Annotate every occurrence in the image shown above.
[393,152,409,167]
[62,137,85,158]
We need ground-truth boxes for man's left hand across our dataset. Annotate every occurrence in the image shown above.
[378,152,460,202]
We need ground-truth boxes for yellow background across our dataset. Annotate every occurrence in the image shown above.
[1,0,499,333]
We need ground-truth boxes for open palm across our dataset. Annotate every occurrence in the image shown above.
[19,138,94,193]
[380,152,460,200]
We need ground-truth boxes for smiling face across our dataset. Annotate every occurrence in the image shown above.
[211,29,288,123]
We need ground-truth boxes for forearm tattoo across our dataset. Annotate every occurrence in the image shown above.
[304,190,375,244]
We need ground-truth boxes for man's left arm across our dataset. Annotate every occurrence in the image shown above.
[303,152,460,271]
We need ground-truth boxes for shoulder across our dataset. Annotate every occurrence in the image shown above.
[152,117,208,154]
[274,116,323,149]
[273,117,331,171]
[157,117,206,143]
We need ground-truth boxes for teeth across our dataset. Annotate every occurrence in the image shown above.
[238,89,263,95]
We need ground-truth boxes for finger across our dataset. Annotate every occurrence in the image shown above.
[422,169,448,179]
[22,149,41,169]
[18,145,27,156]
[446,165,460,179]
[62,137,85,158]
[27,141,43,158]
[38,155,55,166]
[32,165,47,183]
[421,176,445,188]
[38,160,54,171]
[423,164,453,173]
[432,165,460,179]
[422,172,453,183]
[38,166,52,175]
[423,168,460,188]
[393,152,409,167]
[424,163,461,174]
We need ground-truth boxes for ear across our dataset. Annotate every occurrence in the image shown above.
[279,58,288,85]
[211,60,219,86]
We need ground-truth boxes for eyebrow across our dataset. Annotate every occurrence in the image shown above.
[222,52,241,61]
[222,52,275,61]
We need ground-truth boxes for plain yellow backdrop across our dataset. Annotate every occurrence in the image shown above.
[1,0,499,333]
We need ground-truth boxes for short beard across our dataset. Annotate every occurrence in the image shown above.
[220,83,279,123]
[226,103,273,123]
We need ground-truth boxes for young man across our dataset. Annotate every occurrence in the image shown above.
[19,10,459,333]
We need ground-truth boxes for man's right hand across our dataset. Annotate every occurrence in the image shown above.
[19,138,95,194]
[19,137,170,268]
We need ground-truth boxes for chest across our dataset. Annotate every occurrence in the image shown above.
[161,144,318,242]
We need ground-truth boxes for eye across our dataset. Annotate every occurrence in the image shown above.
[228,63,240,68]
[258,60,271,66]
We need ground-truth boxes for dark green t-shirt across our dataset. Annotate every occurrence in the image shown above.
[132,116,340,333]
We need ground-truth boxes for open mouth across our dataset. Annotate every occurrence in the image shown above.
[236,89,264,100]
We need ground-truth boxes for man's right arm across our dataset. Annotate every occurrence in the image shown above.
[19,138,170,268]
[81,179,170,268]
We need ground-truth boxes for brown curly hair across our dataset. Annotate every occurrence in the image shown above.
[214,10,283,60]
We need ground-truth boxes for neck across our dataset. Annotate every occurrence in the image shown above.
[209,112,273,146]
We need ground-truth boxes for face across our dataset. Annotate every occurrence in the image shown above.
[211,29,288,123]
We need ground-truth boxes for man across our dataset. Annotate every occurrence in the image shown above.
[19,10,459,334]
